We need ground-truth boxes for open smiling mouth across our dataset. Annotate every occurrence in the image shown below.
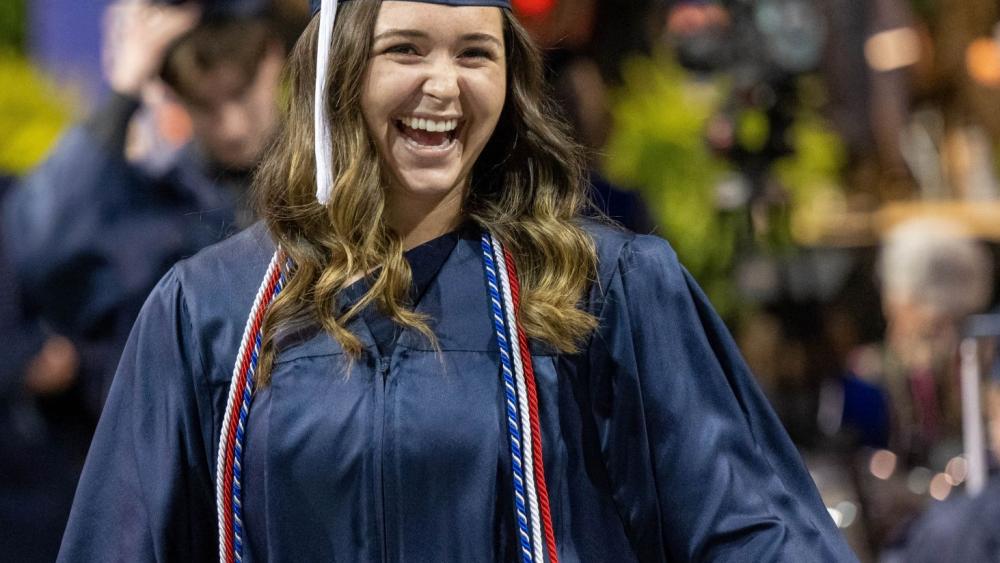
[395,117,461,150]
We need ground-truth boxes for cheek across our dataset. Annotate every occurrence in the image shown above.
[361,73,396,142]
[361,63,406,119]
[495,69,508,116]
[465,72,507,130]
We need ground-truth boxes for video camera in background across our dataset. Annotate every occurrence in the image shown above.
[668,0,828,211]
[669,0,825,75]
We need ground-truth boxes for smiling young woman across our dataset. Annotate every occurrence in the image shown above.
[57,1,857,562]
[256,0,596,367]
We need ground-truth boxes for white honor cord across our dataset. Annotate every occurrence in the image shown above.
[314,0,339,204]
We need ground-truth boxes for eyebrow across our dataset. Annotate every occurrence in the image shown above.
[373,29,503,48]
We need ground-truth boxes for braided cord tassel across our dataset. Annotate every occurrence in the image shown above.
[501,245,559,563]
[481,233,535,563]
[217,251,287,563]
[491,235,545,563]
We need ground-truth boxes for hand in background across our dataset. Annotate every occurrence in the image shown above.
[24,336,80,396]
[102,0,201,97]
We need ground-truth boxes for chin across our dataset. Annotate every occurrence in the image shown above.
[393,170,466,201]
[213,152,259,172]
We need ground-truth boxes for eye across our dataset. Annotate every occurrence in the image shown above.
[459,47,496,60]
[384,43,420,56]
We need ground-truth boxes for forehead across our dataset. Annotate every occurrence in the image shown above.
[374,1,504,37]
[181,65,252,108]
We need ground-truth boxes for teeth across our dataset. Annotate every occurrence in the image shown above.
[401,117,458,133]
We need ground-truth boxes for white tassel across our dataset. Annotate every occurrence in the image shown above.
[314,0,339,204]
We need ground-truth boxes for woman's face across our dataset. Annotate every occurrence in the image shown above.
[361,2,507,210]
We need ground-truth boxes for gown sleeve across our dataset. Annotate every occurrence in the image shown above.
[57,267,218,562]
[590,234,856,562]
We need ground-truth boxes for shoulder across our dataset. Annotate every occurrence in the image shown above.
[171,222,275,290]
[166,222,276,382]
[581,220,685,304]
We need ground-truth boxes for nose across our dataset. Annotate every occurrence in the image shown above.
[422,56,460,101]
[217,102,251,143]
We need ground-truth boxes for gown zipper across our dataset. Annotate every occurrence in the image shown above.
[374,356,390,562]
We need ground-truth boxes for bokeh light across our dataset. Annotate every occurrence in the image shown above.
[929,473,953,501]
[966,38,1000,88]
[869,449,897,481]
[945,456,968,486]
[907,467,933,496]
[512,0,556,19]
[865,27,921,72]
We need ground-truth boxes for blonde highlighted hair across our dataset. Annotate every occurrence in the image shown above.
[254,1,597,384]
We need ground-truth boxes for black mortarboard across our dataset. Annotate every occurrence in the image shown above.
[309,0,511,16]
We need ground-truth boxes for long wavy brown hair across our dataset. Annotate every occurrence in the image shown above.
[254,1,597,385]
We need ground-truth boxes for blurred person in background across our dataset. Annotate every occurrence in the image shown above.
[0,175,86,562]
[516,0,657,232]
[548,53,656,233]
[877,218,992,466]
[881,359,1000,562]
[2,0,290,411]
[842,217,994,552]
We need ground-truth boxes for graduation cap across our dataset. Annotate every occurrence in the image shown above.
[309,0,510,14]
[311,0,511,203]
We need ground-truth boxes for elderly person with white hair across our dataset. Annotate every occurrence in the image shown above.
[878,217,993,465]
[877,219,1000,563]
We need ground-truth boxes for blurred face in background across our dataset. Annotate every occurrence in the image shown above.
[884,296,961,375]
[179,46,284,171]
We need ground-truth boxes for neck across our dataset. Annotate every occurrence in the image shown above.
[387,186,465,250]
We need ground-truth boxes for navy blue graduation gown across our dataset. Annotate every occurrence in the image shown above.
[58,223,856,562]
[888,479,1000,563]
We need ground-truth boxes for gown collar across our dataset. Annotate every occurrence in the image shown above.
[274,224,505,361]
